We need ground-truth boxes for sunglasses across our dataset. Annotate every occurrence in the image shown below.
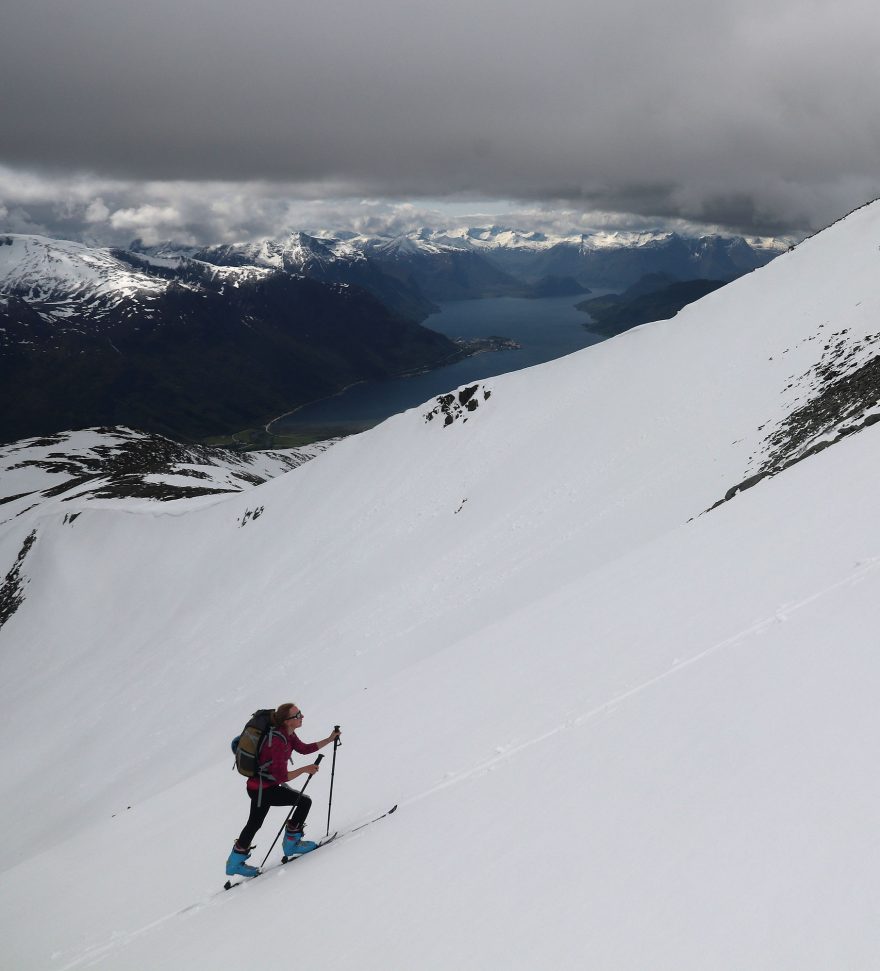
[285,711,303,720]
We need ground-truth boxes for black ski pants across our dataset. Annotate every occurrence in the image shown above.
[237,784,312,850]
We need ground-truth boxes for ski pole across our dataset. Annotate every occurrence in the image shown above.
[259,753,324,869]
[325,725,341,837]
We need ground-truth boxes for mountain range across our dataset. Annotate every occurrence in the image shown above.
[148,225,784,296]
[0,227,784,444]
[0,234,458,444]
[1,200,879,969]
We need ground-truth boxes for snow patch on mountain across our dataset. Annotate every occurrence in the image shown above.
[0,427,337,526]
[189,231,368,274]
[0,234,169,318]
[339,225,788,257]
[252,224,788,264]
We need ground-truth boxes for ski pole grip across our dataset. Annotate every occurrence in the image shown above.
[334,725,341,748]
[314,753,325,765]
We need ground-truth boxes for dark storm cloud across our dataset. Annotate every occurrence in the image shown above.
[2,0,879,239]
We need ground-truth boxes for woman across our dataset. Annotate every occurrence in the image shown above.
[226,702,340,878]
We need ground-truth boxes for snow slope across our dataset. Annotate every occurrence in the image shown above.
[0,427,336,526]
[1,202,880,969]
[0,234,273,326]
[0,234,169,318]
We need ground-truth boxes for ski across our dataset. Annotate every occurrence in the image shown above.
[281,831,339,864]
[222,805,397,890]
[348,802,397,833]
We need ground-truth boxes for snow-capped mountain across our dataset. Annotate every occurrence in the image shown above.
[191,227,530,304]
[0,225,777,334]
[354,232,522,300]
[1,200,880,969]
[0,233,276,330]
[161,224,784,297]
[310,225,784,290]
[457,224,784,256]
[0,234,457,443]
[0,234,172,321]
[169,232,437,321]
[190,231,366,274]
[520,230,780,287]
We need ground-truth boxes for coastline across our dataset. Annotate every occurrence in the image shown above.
[263,335,520,437]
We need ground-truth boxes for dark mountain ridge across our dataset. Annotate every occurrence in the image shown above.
[0,236,457,444]
[578,275,728,334]
[520,233,774,290]
[0,227,783,446]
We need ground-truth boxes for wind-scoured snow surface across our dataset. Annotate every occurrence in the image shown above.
[2,203,880,968]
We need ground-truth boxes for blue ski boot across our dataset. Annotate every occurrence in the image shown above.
[226,845,260,877]
[283,828,318,856]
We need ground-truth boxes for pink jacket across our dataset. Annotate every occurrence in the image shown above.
[246,728,319,793]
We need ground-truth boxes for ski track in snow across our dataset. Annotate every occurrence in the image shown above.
[54,553,880,971]
[55,810,390,970]
[404,552,880,805]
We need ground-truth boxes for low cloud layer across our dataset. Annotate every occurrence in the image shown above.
[0,167,783,248]
[3,0,879,241]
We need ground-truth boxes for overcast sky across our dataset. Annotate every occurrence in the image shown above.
[2,0,879,244]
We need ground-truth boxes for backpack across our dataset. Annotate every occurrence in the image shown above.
[231,709,275,778]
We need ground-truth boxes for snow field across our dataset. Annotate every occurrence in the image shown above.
[5,423,880,969]
[2,201,880,968]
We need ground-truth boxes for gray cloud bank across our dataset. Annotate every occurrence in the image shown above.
[2,0,879,241]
